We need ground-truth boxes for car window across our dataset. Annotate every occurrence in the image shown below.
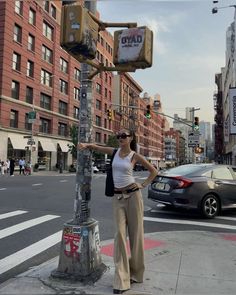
[165,165,208,176]
[212,167,234,180]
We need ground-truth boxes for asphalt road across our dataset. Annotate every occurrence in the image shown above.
[1,171,236,283]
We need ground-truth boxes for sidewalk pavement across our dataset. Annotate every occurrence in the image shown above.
[1,230,236,295]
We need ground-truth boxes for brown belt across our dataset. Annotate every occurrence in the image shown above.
[114,187,139,194]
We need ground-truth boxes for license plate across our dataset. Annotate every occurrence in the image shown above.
[155,182,170,191]
[156,182,165,190]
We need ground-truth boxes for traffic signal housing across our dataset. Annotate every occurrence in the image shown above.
[145,105,151,119]
[107,109,113,120]
[194,117,199,131]
[60,4,99,60]
[113,26,153,69]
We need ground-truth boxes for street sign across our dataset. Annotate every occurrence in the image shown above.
[188,131,200,147]
[27,139,35,146]
[28,111,36,123]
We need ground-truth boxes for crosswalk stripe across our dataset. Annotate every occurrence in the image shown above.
[0,230,62,275]
[0,215,60,240]
[216,216,236,221]
[143,216,236,230]
[0,210,28,220]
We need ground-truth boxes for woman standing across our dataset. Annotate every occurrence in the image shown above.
[78,129,158,294]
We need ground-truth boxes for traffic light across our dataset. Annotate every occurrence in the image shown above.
[107,109,113,120]
[60,4,99,60]
[145,105,151,119]
[194,117,199,131]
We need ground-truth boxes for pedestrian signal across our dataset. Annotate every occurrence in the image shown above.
[145,105,151,119]
[60,4,99,60]
[113,26,153,69]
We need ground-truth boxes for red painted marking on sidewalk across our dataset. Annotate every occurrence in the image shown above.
[220,234,236,241]
[101,238,165,257]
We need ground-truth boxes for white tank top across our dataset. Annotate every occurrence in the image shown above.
[112,148,135,188]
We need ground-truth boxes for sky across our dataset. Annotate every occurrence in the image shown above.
[96,0,236,124]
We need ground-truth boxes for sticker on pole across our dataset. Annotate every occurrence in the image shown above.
[113,26,153,69]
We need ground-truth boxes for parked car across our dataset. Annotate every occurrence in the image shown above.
[148,164,236,218]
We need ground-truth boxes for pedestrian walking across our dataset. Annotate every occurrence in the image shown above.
[1,161,5,175]
[78,128,158,294]
[9,158,15,176]
[6,159,10,174]
[19,158,25,175]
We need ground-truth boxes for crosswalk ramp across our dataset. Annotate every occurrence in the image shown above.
[0,210,62,278]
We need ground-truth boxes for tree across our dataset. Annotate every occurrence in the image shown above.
[106,134,119,148]
[68,124,78,160]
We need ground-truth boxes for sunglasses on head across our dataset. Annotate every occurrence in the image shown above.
[116,133,131,139]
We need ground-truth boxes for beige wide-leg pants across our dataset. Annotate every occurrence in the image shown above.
[112,190,145,290]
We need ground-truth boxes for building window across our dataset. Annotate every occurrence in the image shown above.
[29,8,36,25]
[104,134,107,143]
[51,4,56,19]
[105,88,107,98]
[95,116,101,127]
[10,110,18,128]
[39,117,51,134]
[60,58,68,73]
[43,21,53,41]
[41,69,52,87]
[42,45,53,63]
[95,132,101,143]
[96,99,101,110]
[11,80,20,99]
[26,86,33,104]
[59,100,68,115]
[40,93,51,110]
[74,107,79,119]
[74,87,80,100]
[28,34,35,52]
[13,24,22,43]
[25,113,32,131]
[58,122,67,136]
[60,79,68,94]
[15,1,23,15]
[96,83,102,94]
[43,1,50,12]
[74,68,81,81]
[12,52,21,71]
[27,60,34,78]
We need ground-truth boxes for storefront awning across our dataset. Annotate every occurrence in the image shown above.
[39,138,57,152]
[58,141,70,153]
[9,134,28,150]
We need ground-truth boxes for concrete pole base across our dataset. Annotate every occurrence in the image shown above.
[51,218,107,283]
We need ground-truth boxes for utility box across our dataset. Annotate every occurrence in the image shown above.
[113,26,153,69]
[60,4,99,60]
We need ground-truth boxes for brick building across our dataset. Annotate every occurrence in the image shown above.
[0,1,114,170]
[0,1,165,170]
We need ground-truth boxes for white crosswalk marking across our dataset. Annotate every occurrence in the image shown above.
[143,216,236,230]
[0,210,28,220]
[0,215,60,240]
[0,231,62,275]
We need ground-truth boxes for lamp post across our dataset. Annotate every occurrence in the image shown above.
[51,0,106,282]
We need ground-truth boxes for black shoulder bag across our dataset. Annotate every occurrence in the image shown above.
[105,149,117,197]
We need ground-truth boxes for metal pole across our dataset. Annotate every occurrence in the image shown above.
[52,0,106,282]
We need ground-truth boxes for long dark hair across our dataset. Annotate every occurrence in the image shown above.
[129,130,137,152]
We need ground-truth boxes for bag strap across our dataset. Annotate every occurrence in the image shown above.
[110,149,117,165]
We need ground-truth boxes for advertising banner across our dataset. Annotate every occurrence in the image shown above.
[229,88,236,134]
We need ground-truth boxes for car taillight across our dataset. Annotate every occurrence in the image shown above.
[173,176,193,188]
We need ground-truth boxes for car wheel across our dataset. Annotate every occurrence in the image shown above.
[201,194,220,218]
